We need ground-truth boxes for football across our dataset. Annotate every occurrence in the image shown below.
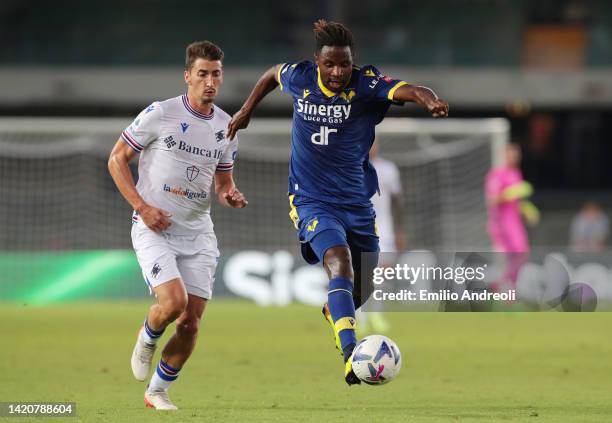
[351,335,402,385]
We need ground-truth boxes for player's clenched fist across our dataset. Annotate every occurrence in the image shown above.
[137,203,172,233]
[224,187,248,208]
[227,108,251,140]
[426,98,449,118]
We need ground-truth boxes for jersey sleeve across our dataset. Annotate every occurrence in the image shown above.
[121,102,163,153]
[359,65,408,103]
[216,136,238,172]
[277,61,311,98]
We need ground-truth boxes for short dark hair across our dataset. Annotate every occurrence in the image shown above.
[313,19,354,53]
[185,41,224,69]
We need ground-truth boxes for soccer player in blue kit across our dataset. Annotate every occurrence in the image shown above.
[228,20,448,385]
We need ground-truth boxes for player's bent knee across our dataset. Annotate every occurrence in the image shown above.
[155,278,189,319]
[324,246,354,280]
[162,296,188,322]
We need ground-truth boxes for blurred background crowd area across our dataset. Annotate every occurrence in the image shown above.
[3,0,612,67]
[1,0,611,251]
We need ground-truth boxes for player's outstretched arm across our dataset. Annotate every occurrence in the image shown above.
[108,139,172,232]
[392,85,449,118]
[214,170,248,208]
[227,64,284,140]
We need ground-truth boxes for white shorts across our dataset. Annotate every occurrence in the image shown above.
[131,223,219,299]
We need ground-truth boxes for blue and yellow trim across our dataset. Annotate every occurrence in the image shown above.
[288,194,300,229]
[317,67,337,97]
[387,81,408,101]
[277,63,286,91]
[335,316,357,332]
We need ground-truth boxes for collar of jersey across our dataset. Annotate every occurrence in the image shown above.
[182,94,214,120]
[316,67,338,98]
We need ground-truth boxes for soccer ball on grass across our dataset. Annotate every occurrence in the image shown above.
[351,335,401,385]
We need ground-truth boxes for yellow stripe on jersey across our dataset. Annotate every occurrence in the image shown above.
[288,194,299,229]
[317,67,336,97]
[277,63,286,91]
[387,81,408,101]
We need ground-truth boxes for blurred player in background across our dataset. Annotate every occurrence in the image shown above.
[228,20,448,385]
[108,41,247,410]
[357,139,406,334]
[569,201,609,252]
[485,143,538,290]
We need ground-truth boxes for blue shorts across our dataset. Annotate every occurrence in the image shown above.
[288,194,379,266]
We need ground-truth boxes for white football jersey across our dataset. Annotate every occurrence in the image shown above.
[371,156,402,252]
[121,94,238,235]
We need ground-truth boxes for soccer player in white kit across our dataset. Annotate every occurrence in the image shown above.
[358,139,405,333]
[369,140,406,254]
[108,41,247,410]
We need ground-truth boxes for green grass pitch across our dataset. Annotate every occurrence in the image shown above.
[2,301,612,422]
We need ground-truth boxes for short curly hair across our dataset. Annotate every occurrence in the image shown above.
[313,19,354,53]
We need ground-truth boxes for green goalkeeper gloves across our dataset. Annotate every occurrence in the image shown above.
[520,200,540,226]
[501,181,533,201]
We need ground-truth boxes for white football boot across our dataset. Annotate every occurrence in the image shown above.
[144,389,178,410]
[131,327,156,381]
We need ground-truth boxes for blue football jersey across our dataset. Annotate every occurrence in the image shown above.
[278,61,407,205]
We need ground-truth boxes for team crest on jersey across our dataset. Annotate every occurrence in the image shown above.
[151,263,162,278]
[215,130,225,142]
[163,136,176,148]
[186,165,200,182]
[364,69,376,77]
[339,89,356,103]
[303,89,311,98]
[180,122,190,133]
